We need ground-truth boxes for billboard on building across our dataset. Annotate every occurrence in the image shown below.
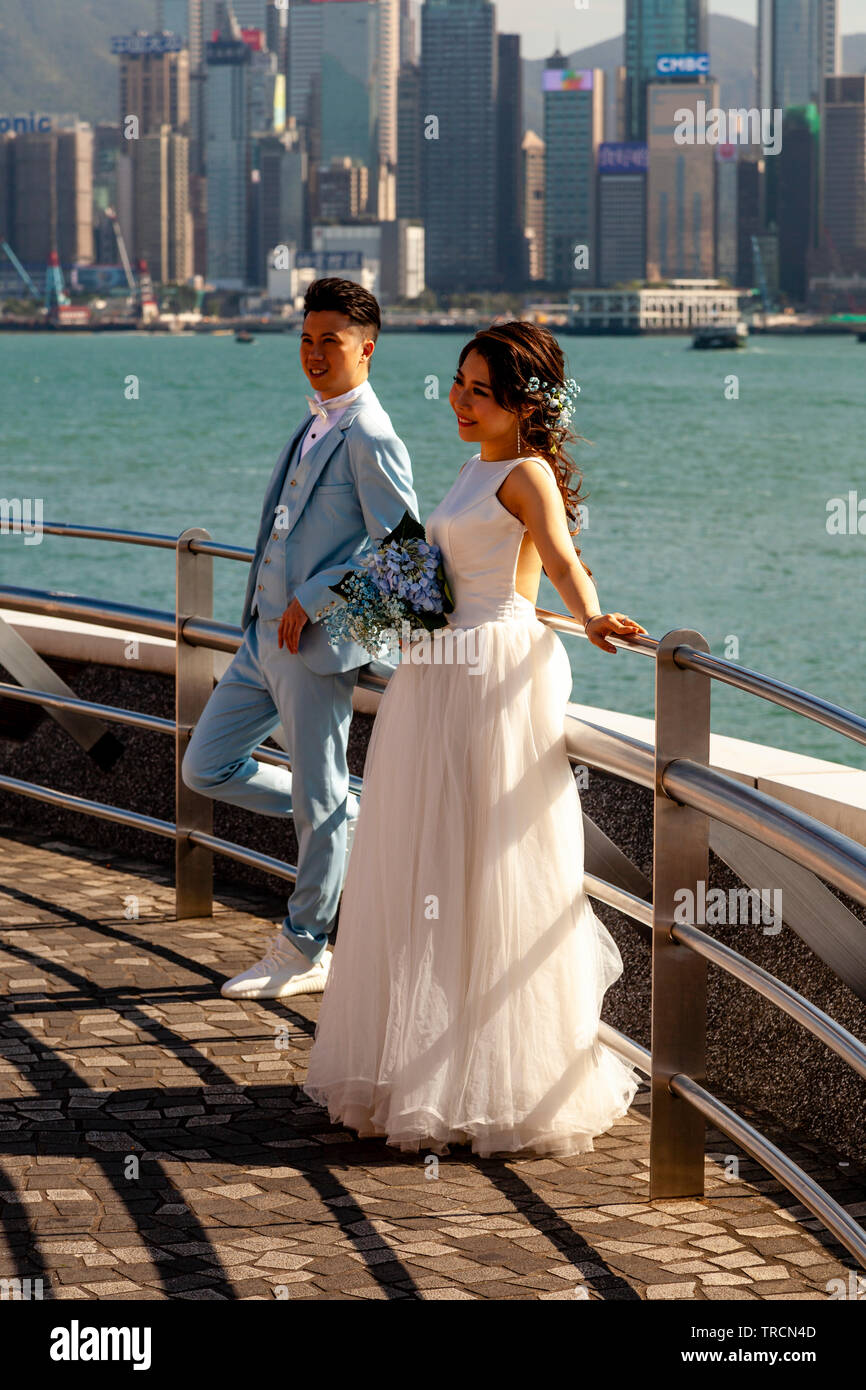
[599,142,649,173]
[111,33,184,54]
[655,53,710,77]
[543,69,594,92]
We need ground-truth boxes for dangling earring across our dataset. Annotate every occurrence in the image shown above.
[516,418,522,456]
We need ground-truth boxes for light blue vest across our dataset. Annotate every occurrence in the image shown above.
[250,420,314,622]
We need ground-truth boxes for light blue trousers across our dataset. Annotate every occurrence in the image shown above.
[181,617,357,965]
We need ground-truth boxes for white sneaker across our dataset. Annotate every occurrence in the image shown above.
[220,931,331,1000]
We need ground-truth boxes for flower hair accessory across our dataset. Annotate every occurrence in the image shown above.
[524,376,580,437]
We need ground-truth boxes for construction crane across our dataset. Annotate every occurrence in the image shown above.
[104,207,159,322]
[1,238,41,303]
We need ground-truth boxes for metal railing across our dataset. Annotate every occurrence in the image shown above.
[1,519,865,1270]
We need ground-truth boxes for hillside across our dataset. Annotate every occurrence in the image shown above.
[0,0,149,124]
[0,3,863,135]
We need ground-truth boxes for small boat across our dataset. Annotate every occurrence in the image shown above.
[692,322,748,350]
[235,329,255,344]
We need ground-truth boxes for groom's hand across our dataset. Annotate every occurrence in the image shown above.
[278,597,309,654]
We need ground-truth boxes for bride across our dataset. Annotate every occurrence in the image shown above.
[302,321,648,1159]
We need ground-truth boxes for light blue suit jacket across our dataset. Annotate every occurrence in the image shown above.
[241,383,419,675]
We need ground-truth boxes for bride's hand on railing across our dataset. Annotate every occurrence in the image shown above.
[584,612,648,654]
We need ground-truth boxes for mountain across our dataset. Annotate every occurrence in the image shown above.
[0,2,862,135]
[0,0,149,125]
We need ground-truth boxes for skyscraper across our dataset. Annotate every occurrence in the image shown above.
[135,126,193,283]
[11,128,94,269]
[646,79,718,280]
[397,63,422,219]
[758,0,839,111]
[206,19,252,286]
[522,130,545,281]
[118,34,192,285]
[497,34,526,288]
[598,142,648,286]
[778,104,820,302]
[420,0,498,293]
[822,76,866,263]
[543,51,604,290]
[289,0,388,215]
[119,43,191,134]
[399,0,418,65]
[625,0,708,143]
[250,123,307,284]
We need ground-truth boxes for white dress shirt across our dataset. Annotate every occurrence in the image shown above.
[301,379,371,459]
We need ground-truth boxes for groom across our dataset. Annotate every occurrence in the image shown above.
[182,277,418,999]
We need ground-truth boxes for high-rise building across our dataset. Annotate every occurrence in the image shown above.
[522,130,545,281]
[821,76,866,262]
[119,42,191,135]
[420,0,498,293]
[317,157,370,221]
[135,126,193,283]
[157,0,203,59]
[735,155,766,289]
[543,52,604,290]
[397,63,422,219]
[156,2,206,175]
[598,142,648,286]
[400,0,418,65]
[93,122,121,262]
[497,34,526,288]
[757,1,837,240]
[289,0,383,212]
[776,103,820,302]
[625,0,708,143]
[257,122,307,254]
[206,21,252,286]
[646,79,718,280]
[11,127,94,269]
[758,0,838,111]
[117,33,193,285]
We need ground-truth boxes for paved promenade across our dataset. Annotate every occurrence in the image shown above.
[0,832,862,1301]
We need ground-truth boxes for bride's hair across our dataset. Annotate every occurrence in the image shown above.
[457,321,593,578]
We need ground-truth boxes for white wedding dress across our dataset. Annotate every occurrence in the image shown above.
[302,452,642,1158]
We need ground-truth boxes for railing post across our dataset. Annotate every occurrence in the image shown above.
[650,628,711,1198]
[175,528,214,919]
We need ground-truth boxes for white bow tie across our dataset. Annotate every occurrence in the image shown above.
[306,396,329,423]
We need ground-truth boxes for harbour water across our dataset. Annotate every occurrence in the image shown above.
[1,329,864,768]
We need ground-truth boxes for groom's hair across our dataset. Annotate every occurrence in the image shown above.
[303,278,381,342]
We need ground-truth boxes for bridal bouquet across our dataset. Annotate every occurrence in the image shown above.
[321,511,454,659]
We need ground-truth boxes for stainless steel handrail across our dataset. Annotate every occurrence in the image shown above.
[2,528,865,1268]
[5,523,865,743]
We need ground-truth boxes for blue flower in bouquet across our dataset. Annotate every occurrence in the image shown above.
[320,511,454,658]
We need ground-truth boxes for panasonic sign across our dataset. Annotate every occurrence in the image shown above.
[656,53,710,76]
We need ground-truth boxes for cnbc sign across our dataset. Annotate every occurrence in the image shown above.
[656,53,710,76]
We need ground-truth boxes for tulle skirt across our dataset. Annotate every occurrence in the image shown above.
[302,613,643,1158]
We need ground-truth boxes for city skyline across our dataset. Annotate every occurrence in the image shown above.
[498,0,862,58]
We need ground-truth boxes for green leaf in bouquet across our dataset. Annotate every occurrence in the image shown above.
[380,509,428,549]
[415,610,450,633]
[438,563,455,614]
[327,570,356,600]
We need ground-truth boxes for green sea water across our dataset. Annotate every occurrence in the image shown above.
[0,330,864,768]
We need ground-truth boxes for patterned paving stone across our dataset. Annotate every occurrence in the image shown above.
[0,833,863,1302]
